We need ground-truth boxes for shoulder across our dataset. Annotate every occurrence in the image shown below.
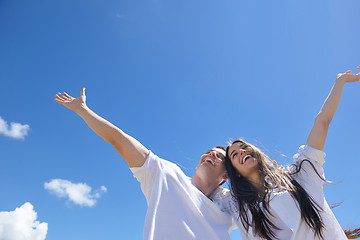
[130,151,182,174]
[212,186,239,212]
[268,189,291,202]
[293,145,326,166]
[211,186,232,201]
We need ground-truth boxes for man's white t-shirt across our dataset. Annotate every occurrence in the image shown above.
[218,145,347,240]
[130,151,236,240]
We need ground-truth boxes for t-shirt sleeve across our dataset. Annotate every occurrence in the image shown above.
[293,145,326,166]
[292,145,326,190]
[130,151,162,203]
[212,188,239,231]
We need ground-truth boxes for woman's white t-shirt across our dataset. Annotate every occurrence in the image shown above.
[218,145,347,240]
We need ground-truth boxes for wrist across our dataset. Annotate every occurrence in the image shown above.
[74,104,89,115]
[335,76,346,85]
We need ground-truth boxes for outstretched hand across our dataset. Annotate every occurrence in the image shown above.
[54,88,87,112]
[336,65,360,83]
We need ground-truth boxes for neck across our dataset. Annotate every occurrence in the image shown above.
[248,173,264,193]
[191,173,219,198]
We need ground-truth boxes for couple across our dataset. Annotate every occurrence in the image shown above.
[55,67,360,240]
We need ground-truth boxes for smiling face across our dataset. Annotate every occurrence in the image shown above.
[199,148,225,167]
[195,147,228,185]
[227,141,260,180]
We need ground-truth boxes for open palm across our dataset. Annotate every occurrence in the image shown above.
[54,88,86,112]
[336,66,360,83]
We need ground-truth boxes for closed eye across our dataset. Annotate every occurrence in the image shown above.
[244,146,253,151]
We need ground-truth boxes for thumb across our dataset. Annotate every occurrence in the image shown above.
[81,88,86,97]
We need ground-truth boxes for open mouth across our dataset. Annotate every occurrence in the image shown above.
[203,157,214,165]
[242,155,252,164]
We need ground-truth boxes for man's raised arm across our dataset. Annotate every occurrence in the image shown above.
[55,88,148,168]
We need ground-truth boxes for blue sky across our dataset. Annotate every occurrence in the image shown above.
[0,0,359,239]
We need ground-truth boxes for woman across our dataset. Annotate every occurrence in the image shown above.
[224,67,360,240]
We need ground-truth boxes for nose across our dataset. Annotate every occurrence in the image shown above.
[239,149,249,156]
[209,151,217,158]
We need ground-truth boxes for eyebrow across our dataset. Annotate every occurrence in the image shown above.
[206,149,225,160]
[206,149,220,153]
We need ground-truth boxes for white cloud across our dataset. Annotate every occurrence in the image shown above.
[0,116,30,140]
[0,202,48,240]
[44,179,107,207]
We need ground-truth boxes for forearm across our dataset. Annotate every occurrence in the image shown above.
[306,78,346,150]
[75,106,148,167]
[316,78,346,123]
[76,105,121,144]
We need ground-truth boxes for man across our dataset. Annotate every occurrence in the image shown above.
[55,88,236,239]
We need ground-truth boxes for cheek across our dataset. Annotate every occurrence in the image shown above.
[219,164,226,173]
[198,155,205,165]
[231,159,242,173]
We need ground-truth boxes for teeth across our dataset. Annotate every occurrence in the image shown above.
[242,155,251,164]
[204,157,214,165]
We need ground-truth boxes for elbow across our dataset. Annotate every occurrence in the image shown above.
[314,113,332,127]
[105,128,125,146]
[106,137,116,145]
[107,134,121,146]
[107,129,127,149]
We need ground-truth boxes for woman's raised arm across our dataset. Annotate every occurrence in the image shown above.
[54,88,149,168]
[306,66,360,151]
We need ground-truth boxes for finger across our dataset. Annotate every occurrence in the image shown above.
[357,65,360,71]
[62,92,73,100]
[55,93,67,101]
[54,93,63,100]
[54,98,65,104]
[54,95,65,102]
[345,70,352,74]
[56,93,69,102]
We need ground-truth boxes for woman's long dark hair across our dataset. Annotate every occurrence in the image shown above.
[225,139,325,240]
